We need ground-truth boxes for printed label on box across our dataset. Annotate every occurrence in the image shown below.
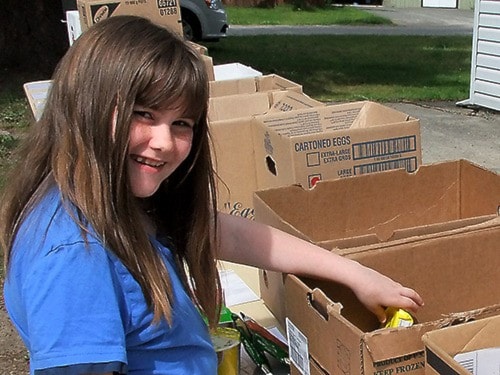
[286,318,310,375]
[454,348,500,375]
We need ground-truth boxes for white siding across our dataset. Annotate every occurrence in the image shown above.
[422,0,457,8]
[466,0,500,111]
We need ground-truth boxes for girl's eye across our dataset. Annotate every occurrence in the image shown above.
[173,120,195,129]
[133,110,153,120]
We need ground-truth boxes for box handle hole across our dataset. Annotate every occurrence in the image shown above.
[266,155,277,176]
[307,292,329,321]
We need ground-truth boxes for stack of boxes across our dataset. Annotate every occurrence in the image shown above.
[27,6,500,373]
[200,46,500,375]
[203,53,499,374]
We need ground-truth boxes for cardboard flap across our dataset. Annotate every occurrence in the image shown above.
[209,76,257,97]
[254,184,317,241]
[364,323,431,362]
[351,101,413,128]
[424,314,500,356]
[268,90,324,113]
[437,304,500,329]
[322,214,497,253]
[208,92,271,122]
[255,160,499,245]
[338,215,500,257]
[256,74,303,93]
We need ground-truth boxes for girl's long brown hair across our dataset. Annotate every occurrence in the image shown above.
[0,16,222,326]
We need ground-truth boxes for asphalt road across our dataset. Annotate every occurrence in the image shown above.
[227,6,475,36]
[387,101,500,174]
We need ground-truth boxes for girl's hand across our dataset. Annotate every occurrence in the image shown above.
[349,263,424,324]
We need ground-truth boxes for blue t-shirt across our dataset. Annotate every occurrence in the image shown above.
[4,188,217,374]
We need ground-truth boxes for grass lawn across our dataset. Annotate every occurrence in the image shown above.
[225,4,393,26]
[205,35,473,102]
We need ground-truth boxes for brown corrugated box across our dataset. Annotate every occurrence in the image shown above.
[209,90,324,217]
[77,0,183,36]
[285,219,500,375]
[252,100,421,192]
[254,160,500,327]
[423,315,500,375]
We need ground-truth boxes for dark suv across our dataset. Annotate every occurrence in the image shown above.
[61,0,228,42]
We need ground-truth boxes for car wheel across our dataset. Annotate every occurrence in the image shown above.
[181,10,201,42]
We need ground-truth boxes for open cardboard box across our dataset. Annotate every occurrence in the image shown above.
[208,90,324,217]
[284,221,500,375]
[209,74,303,97]
[252,100,421,191]
[423,314,500,375]
[254,160,500,326]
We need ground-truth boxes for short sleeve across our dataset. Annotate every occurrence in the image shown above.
[22,240,128,372]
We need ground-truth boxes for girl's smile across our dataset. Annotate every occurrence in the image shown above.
[128,105,195,198]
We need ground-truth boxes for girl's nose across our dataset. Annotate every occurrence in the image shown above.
[149,124,174,151]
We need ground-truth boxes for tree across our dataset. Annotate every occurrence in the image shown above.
[0,0,69,76]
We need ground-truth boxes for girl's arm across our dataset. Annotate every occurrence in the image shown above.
[217,213,424,323]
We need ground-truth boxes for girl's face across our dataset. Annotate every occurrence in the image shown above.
[128,105,195,198]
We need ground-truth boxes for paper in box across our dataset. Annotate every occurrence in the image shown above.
[77,0,183,37]
[252,101,421,191]
[254,160,500,327]
[208,90,324,218]
[285,221,500,375]
[423,315,500,375]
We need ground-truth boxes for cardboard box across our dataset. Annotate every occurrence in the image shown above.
[201,54,215,82]
[77,0,183,36]
[284,221,500,375]
[423,315,500,375]
[209,90,324,217]
[66,10,83,45]
[254,160,500,326]
[253,100,421,191]
[209,74,303,98]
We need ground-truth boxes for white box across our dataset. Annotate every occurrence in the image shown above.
[66,10,83,46]
[213,63,262,81]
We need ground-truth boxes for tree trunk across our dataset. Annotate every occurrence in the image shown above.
[0,0,68,76]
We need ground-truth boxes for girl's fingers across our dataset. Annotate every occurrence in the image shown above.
[375,308,388,324]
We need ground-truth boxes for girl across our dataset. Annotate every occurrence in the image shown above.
[1,15,423,375]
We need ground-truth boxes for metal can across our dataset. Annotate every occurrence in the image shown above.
[211,326,241,375]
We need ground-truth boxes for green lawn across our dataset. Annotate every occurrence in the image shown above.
[225,4,393,26]
[205,35,473,102]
